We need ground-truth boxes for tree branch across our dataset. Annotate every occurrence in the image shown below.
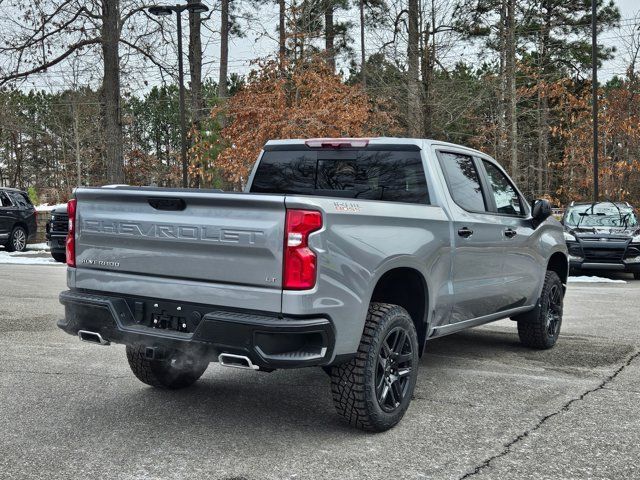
[0,38,101,86]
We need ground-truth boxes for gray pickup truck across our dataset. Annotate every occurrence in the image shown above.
[58,138,568,431]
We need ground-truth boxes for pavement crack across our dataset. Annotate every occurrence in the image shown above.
[458,349,640,480]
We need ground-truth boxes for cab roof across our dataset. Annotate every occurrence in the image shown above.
[264,137,490,158]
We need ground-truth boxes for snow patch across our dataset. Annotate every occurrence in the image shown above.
[26,243,50,251]
[0,251,63,265]
[568,275,627,284]
[35,203,66,212]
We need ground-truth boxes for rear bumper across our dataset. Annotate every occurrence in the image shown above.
[57,290,336,369]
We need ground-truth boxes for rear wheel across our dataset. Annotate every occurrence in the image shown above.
[126,345,209,389]
[517,271,564,349]
[6,226,27,252]
[330,303,419,432]
[51,252,66,263]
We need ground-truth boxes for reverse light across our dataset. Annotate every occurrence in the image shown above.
[305,138,369,148]
[66,198,77,267]
[283,209,322,290]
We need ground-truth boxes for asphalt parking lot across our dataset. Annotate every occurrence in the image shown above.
[1,264,639,480]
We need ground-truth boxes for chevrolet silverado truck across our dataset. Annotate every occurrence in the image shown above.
[57,138,568,431]
[562,201,640,279]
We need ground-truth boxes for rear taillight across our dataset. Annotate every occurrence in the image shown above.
[283,209,322,290]
[66,198,77,267]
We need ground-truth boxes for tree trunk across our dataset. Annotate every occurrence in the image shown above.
[407,0,423,137]
[537,10,551,197]
[188,0,204,128]
[73,103,81,187]
[359,0,366,87]
[102,0,123,184]
[496,0,506,161]
[279,0,286,70]
[219,0,229,99]
[505,0,518,180]
[325,1,335,72]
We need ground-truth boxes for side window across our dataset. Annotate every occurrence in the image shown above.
[482,160,524,216]
[438,152,487,212]
[8,192,29,208]
[0,192,12,207]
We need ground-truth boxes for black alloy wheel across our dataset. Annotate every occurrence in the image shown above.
[375,327,414,412]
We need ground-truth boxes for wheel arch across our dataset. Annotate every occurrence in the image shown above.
[369,265,430,357]
[12,221,29,235]
[547,251,569,286]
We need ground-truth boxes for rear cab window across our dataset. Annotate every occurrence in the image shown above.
[250,145,430,204]
[436,151,487,212]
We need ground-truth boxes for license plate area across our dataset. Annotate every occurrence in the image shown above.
[126,299,204,333]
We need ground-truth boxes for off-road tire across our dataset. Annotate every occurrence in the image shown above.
[6,226,27,252]
[517,271,564,349]
[51,252,66,263]
[126,345,209,389]
[330,303,419,432]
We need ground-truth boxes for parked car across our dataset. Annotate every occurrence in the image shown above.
[57,138,568,431]
[0,187,37,252]
[45,204,68,263]
[562,201,640,279]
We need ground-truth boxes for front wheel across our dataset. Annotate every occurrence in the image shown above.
[517,271,564,349]
[126,345,209,389]
[330,303,419,432]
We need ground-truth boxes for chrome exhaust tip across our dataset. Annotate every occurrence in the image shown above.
[78,330,110,346]
[218,353,259,370]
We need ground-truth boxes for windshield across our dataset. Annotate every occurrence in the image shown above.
[564,204,638,228]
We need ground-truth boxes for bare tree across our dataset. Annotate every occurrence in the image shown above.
[0,0,172,184]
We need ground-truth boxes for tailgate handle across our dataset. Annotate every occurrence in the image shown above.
[148,197,186,211]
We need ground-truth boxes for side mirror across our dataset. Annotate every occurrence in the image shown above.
[532,199,552,227]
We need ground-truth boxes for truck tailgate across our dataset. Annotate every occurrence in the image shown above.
[74,188,286,289]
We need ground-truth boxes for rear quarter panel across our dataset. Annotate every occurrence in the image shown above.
[282,196,452,356]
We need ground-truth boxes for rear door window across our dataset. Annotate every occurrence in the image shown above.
[251,148,429,204]
[437,151,487,212]
[8,192,29,208]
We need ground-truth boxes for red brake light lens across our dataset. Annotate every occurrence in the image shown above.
[283,209,322,290]
[66,198,77,267]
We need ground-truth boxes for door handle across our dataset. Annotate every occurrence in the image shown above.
[457,227,474,238]
[504,228,518,239]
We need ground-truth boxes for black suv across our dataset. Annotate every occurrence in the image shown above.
[45,204,68,263]
[562,201,640,279]
[0,188,37,252]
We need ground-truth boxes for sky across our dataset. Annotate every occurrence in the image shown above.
[5,0,640,93]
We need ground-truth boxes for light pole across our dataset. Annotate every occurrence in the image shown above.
[149,2,209,188]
